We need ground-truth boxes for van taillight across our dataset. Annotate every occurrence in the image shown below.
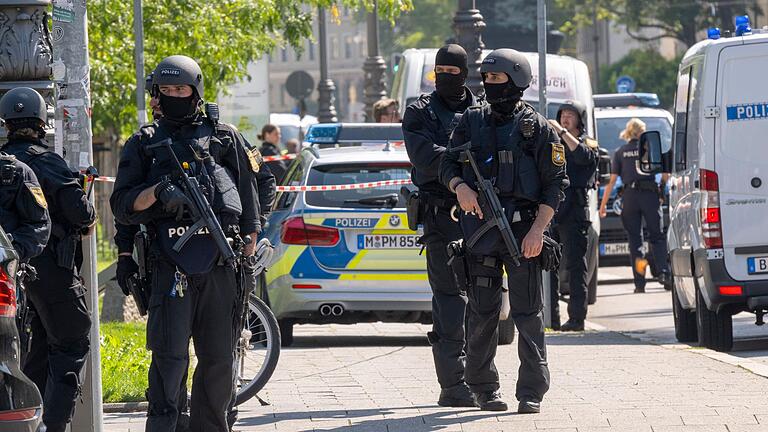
[0,266,16,318]
[699,169,723,249]
[281,216,340,246]
[0,408,37,420]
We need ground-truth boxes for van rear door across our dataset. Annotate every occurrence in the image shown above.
[716,42,768,280]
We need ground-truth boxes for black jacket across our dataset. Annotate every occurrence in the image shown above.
[0,153,50,261]
[258,142,287,185]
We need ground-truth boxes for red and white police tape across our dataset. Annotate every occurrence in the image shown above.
[92,175,413,192]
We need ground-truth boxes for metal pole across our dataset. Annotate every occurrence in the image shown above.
[537,0,551,328]
[316,7,338,123]
[52,2,103,430]
[451,0,486,96]
[134,0,147,125]
[363,0,387,122]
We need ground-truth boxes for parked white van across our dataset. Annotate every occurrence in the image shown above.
[640,21,768,351]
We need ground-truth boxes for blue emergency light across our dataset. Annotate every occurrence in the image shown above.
[735,15,752,36]
[305,123,341,144]
[708,27,721,40]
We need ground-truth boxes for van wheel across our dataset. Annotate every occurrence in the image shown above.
[498,317,515,345]
[695,286,733,351]
[278,319,295,347]
[587,266,598,305]
[672,282,697,342]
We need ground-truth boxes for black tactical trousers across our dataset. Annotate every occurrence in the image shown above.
[551,207,591,321]
[621,189,669,289]
[464,223,550,402]
[23,248,91,430]
[145,258,237,432]
[422,204,468,390]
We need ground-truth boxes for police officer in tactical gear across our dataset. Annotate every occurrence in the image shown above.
[402,43,479,408]
[0,152,50,262]
[110,55,262,432]
[599,118,671,293]
[0,87,97,432]
[441,48,568,413]
[547,100,598,331]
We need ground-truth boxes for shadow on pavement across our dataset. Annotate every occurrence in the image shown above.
[290,335,429,348]
[594,308,672,319]
[544,332,644,346]
[237,406,529,430]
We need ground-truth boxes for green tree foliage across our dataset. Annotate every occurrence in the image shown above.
[555,0,761,48]
[89,0,411,138]
[599,49,681,107]
[378,0,454,57]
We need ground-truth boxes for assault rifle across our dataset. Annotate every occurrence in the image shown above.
[455,143,523,266]
[156,138,237,263]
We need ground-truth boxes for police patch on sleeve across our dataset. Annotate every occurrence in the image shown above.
[248,148,262,173]
[27,184,47,209]
[552,143,566,167]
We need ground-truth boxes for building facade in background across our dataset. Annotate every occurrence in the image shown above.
[269,7,368,122]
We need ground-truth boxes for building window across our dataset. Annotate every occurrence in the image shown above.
[344,36,353,59]
[280,84,286,107]
[281,48,288,62]
[308,40,315,61]
[331,36,340,59]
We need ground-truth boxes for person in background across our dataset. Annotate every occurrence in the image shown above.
[373,98,401,123]
[258,124,287,184]
[599,118,671,293]
[285,138,300,155]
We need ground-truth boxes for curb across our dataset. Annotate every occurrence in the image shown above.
[103,402,148,413]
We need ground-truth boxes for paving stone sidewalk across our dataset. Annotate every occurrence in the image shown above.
[104,323,768,431]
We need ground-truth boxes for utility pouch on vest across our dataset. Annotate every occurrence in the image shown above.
[55,232,78,270]
[401,186,422,231]
[496,150,516,194]
[446,239,470,292]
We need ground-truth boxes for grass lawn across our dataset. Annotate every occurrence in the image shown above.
[100,321,150,403]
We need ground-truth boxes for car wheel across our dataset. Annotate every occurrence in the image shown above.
[695,284,733,352]
[278,319,295,347]
[672,280,697,343]
[498,317,515,345]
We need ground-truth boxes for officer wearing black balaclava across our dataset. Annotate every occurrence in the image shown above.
[441,48,567,413]
[548,101,598,332]
[111,55,265,432]
[402,44,479,408]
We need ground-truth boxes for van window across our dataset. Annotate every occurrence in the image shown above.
[673,68,692,171]
[597,116,673,155]
[685,64,702,163]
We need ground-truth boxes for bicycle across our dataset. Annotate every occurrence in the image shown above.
[232,240,280,405]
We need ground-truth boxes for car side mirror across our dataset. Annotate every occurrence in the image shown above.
[638,131,663,174]
[597,147,612,184]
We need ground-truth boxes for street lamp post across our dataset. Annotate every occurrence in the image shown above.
[451,0,486,96]
[316,7,338,123]
[363,0,387,122]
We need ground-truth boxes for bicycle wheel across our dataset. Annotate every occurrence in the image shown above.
[234,293,280,405]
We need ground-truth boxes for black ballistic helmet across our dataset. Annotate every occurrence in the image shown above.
[480,48,533,88]
[556,99,588,131]
[152,55,204,98]
[0,87,47,123]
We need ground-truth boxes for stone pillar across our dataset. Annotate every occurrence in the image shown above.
[451,0,486,97]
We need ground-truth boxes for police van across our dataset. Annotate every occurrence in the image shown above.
[640,17,768,351]
[391,48,605,306]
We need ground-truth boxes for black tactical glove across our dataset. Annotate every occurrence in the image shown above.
[539,234,562,272]
[116,255,139,296]
[154,180,192,221]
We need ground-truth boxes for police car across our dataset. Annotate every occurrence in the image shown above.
[594,93,673,270]
[259,123,432,346]
[639,17,768,351]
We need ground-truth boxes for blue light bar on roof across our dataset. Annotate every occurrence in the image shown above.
[735,15,752,36]
[708,27,721,40]
[305,123,341,144]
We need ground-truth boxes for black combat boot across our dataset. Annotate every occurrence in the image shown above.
[438,382,475,407]
[472,390,508,411]
[518,398,541,414]
[560,319,585,332]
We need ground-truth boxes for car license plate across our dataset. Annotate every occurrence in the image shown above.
[747,256,768,274]
[358,234,420,249]
[600,242,630,256]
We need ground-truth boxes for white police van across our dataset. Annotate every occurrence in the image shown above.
[640,16,768,351]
